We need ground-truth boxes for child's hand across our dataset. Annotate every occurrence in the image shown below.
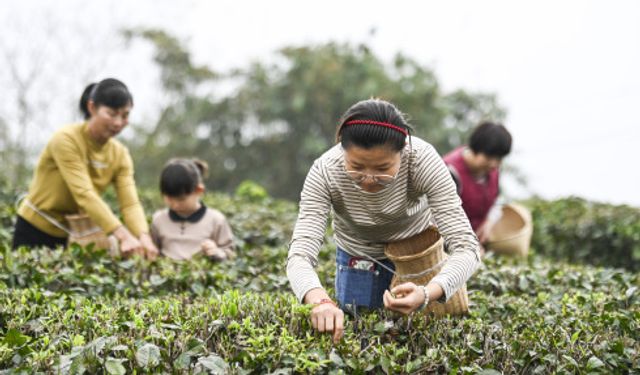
[201,240,227,260]
[201,239,217,254]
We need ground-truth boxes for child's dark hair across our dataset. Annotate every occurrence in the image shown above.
[336,98,413,151]
[468,121,512,158]
[160,159,209,197]
[79,78,133,120]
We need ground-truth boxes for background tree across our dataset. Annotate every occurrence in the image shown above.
[0,2,162,189]
[127,29,507,200]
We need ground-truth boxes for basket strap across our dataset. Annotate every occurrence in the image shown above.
[342,246,398,275]
[394,258,447,281]
[344,239,447,282]
[17,195,102,238]
[344,249,447,280]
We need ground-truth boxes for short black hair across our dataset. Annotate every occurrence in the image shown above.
[159,159,209,197]
[469,121,512,158]
[336,98,412,152]
[79,78,133,120]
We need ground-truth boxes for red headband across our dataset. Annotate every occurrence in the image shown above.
[344,119,409,136]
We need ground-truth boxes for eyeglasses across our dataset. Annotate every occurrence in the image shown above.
[344,168,399,187]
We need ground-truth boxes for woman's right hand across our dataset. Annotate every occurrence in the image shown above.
[305,288,344,344]
[310,302,344,344]
[119,236,144,257]
[113,226,144,257]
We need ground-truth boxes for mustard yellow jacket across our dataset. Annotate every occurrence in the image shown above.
[18,122,148,237]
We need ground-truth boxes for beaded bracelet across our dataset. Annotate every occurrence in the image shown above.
[416,285,430,311]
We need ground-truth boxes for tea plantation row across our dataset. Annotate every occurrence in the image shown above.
[0,190,638,373]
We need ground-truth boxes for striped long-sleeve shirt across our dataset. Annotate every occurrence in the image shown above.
[286,137,481,302]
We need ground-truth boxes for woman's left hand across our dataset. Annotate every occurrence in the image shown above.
[476,221,492,244]
[383,282,425,315]
[139,233,159,261]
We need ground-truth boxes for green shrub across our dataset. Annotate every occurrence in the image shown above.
[235,180,269,203]
[1,190,639,373]
[1,247,638,373]
[527,197,640,271]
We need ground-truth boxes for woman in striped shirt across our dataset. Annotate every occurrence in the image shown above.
[287,99,481,343]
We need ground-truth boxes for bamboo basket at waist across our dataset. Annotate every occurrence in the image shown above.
[384,226,469,317]
[486,203,533,257]
[66,213,118,256]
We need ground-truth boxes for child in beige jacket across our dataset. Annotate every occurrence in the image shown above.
[151,159,235,261]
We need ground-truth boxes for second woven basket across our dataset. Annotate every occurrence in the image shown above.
[384,226,469,316]
[66,213,118,256]
[486,203,533,257]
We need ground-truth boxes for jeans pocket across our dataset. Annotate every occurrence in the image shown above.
[336,264,382,309]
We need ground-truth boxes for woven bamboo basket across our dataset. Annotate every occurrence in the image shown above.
[66,213,118,256]
[384,226,469,316]
[486,203,533,257]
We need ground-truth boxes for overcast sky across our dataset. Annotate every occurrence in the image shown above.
[3,0,639,205]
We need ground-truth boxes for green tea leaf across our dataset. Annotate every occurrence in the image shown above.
[197,354,228,374]
[625,286,637,299]
[329,349,345,367]
[4,329,30,347]
[586,356,605,370]
[478,370,502,375]
[105,359,126,375]
[135,343,161,369]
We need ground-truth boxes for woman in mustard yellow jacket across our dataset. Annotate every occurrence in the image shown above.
[13,78,158,258]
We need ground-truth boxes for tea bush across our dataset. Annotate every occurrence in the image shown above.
[528,197,640,271]
[0,190,638,373]
[1,246,638,374]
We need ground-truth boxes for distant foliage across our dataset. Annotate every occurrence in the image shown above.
[528,197,640,271]
[235,180,269,203]
[125,29,506,199]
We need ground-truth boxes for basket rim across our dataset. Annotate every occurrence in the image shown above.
[385,236,444,262]
[502,202,532,221]
[486,226,533,245]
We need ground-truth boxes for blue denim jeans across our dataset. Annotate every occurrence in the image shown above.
[335,247,395,312]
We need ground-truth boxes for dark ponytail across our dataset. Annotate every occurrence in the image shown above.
[160,158,208,197]
[336,98,412,152]
[79,78,133,120]
[192,159,210,179]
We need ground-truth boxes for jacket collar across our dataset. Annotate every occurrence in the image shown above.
[168,201,207,223]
